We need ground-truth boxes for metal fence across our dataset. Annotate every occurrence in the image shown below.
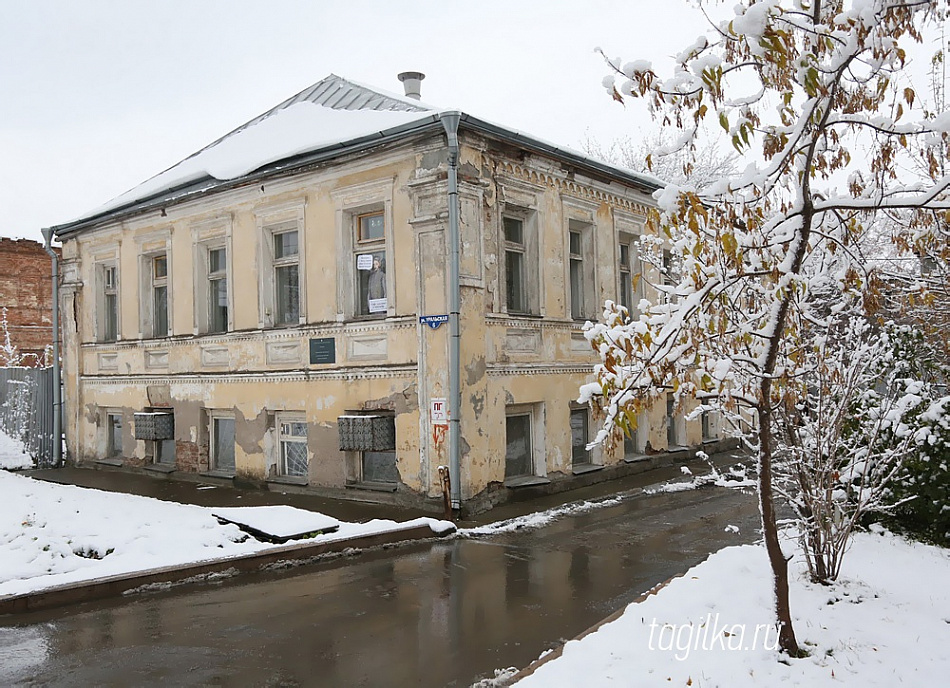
[0,366,59,468]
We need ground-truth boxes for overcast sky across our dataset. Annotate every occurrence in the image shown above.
[0,0,715,243]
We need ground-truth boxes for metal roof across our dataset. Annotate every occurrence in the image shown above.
[51,75,659,237]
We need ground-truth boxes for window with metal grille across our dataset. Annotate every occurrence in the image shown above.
[279,417,308,477]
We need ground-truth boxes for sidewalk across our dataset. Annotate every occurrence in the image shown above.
[2,450,750,615]
[28,448,749,528]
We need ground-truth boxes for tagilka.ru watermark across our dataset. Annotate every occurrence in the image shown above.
[648,614,780,661]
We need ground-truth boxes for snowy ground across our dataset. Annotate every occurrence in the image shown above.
[515,527,950,687]
[0,428,32,470]
[0,470,453,598]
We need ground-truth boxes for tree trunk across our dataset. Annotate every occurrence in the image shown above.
[759,390,800,655]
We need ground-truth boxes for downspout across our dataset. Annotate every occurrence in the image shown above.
[440,111,462,512]
[40,227,62,467]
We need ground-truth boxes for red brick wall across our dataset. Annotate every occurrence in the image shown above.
[0,238,58,366]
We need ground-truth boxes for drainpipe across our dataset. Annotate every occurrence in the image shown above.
[440,111,462,512]
[40,227,62,467]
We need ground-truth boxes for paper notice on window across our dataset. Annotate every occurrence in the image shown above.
[357,254,374,271]
[368,298,388,314]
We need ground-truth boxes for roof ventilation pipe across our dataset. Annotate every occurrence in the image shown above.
[397,71,425,100]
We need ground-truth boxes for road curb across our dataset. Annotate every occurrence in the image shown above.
[506,574,678,685]
[0,523,455,616]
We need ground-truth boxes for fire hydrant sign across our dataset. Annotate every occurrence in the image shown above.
[430,398,448,423]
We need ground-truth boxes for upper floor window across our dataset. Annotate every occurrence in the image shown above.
[355,212,387,317]
[568,220,596,321]
[98,263,118,343]
[502,213,539,315]
[273,230,300,325]
[208,247,229,333]
[618,235,643,317]
[151,255,169,337]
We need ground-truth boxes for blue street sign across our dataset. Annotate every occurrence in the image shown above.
[419,314,449,330]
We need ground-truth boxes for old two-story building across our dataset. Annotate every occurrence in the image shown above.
[50,73,728,514]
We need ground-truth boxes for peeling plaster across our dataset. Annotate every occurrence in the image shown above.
[470,392,485,420]
[465,356,486,386]
[363,382,418,415]
[234,406,268,456]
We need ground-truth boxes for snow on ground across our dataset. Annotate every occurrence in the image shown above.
[461,495,624,536]
[645,462,756,494]
[0,471,452,598]
[516,527,950,687]
[0,428,33,470]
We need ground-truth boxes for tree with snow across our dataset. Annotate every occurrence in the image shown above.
[582,128,738,190]
[583,0,949,656]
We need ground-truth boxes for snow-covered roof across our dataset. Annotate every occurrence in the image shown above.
[53,74,660,236]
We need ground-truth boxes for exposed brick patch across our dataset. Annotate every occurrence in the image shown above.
[0,238,59,365]
[175,441,205,473]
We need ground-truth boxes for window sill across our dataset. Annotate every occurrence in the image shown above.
[268,475,308,487]
[201,470,235,479]
[503,311,543,319]
[345,481,398,493]
[571,463,604,475]
[702,438,721,445]
[504,475,551,489]
[623,454,651,464]
[144,463,176,474]
[95,458,124,467]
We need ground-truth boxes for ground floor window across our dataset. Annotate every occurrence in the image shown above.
[362,450,397,483]
[570,408,590,467]
[107,413,122,458]
[702,409,719,442]
[505,413,533,479]
[211,415,235,473]
[667,395,684,449]
[156,439,175,464]
[278,417,308,477]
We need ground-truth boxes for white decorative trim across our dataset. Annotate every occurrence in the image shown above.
[98,353,118,371]
[266,341,302,365]
[200,346,230,367]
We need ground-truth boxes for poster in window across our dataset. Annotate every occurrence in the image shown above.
[357,254,374,271]
[368,297,388,313]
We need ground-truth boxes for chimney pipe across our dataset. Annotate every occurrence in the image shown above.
[398,71,425,100]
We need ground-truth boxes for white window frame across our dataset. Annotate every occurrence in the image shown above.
[567,218,597,322]
[332,178,395,321]
[106,411,123,458]
[501,208,540,316]
[276,413,309,478]
[96,261,119,343]
[139,252,170,338]
[194,238,232,335]
[257,203,306,328]
[667,394,686,449]
[210,412,236,474]
[617,232,644,317]
[353,209,389,318]
[701,408,721,443]
[504,403,546,481]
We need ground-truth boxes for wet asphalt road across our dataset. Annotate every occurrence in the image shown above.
[0,485,760,687]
